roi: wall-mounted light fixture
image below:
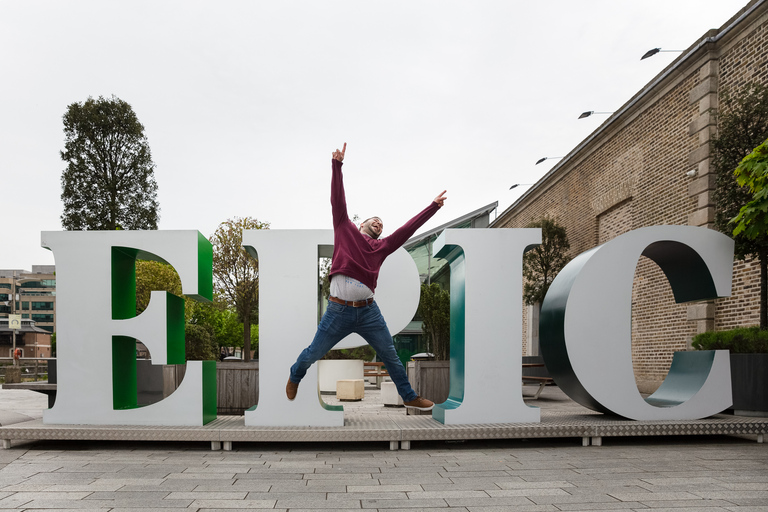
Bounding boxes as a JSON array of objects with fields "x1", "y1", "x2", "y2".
[
  {"x1": 579, "y1": 111, "x2": 614, "y2": 119},
  {"x1": 641, "y1": 48, "x2": 683, "y2": 60},
  {"x1": 535, "y1": 156, "x2": 563, "y2": 165}
]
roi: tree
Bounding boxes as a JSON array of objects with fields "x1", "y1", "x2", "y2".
[
  {"x1": 732, "y1": 138, "x2": 768, "y2": 329},
  {"x1": 712, "y1": 83, "x2": 768, "y2": 329},
  {"x1": 733, "y1": 138, "x2": 768, "y2": 239},
  {"x1": 60, "y1": 95, "x2": 159, "y2": 230},
  {"x1": 135, "y1": 260, "x2": 195, "y2": 321},
  {"x1": 210, "y1": 217, "x2": 269, "y2": 361},
  {"x1": 418, "y1": 282, "x2": 450, "y2": 361},
  {"x1": 523, "y1": 217, "x2": 570, "y2": 305},
  {"x1": 185, "y1": 323, "x2": 218, "y2": 361}
]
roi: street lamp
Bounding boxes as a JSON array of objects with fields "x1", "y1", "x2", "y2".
[
  {"x1": 579, "y1": 111, "x2": 613, "y2": 119},
  {"x1": 509, "y1": 183, "x2": 533, "y2": 190},
  {"x1": 641, "y1": 48, "x2": 683, "y2": 60},
  {"x1": 535, "y1": 156, "x2": 563, "y2": 165}
]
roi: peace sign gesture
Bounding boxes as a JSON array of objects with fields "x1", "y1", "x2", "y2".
[{"x1": 332, "y1": 143, "x2": 346, "y2": 162}]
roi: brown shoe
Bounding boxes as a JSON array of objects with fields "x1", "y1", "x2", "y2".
[
  {"x1": 404, "y1": 396, "x2": 434, "y2": 411},
  {"x1": 286, "y1": 379, "x2": 299, "y2": 400}
]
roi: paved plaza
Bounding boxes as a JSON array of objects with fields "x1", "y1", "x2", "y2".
[{"x1": 0, "y1": 386, "x2": 766, "y2": 511}]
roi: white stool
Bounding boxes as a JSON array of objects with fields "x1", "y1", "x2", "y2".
[
  {"x1": 336, "y1": 379, "x2": 364, "y2": 401},
  {"x1": 381, "y1": 381, "x2": 403, "y2": 406}
]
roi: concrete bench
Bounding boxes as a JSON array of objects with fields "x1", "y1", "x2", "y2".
[
  {"x1": 381, "y1": 381, "x2": 403, "y2": 407},
  {"x1": 336, "y1": 379, "x2": 364, "y2": 401}
]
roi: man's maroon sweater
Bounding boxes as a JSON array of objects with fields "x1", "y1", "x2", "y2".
[{"x1": 329, "y1": 159, "x2": 441, "y2": 293}]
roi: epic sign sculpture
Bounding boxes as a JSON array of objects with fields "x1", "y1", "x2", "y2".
[{"x1": 40, "y1": 225, "x2": 734, "y2": 427}]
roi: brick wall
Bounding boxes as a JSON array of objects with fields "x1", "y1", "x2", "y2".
[
  {"x1": 712, "y1": 10, "x2": 768, "y2": 333},
  {"x1": 495, "y1": 2, "x2": 768, "y2": 392}
]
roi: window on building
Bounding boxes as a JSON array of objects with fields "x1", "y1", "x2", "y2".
[
  {"x1": 31, "y1": 301, "x2": 53, "y2": 311},
  {"x1": 19, "y1": 280, "x2": 55, "y2": 289},
  {"x1": 31, "y1": 314, "x2": 54, "y2": 323}
]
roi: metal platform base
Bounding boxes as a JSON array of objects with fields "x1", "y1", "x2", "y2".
[{"x1": 1, "y1": 409, "x2": 766, "y2": 451}]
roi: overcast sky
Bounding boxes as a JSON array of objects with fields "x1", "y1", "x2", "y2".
[{"x1": 0, "y1": 0, "x2": 749, "y2": 269}]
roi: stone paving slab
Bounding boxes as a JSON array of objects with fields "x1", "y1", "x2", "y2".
[
  {"x1": 0, "y1": 389, "x2": 767, "y2": 510},
  {"x1": 0, "y1": 437, "x2": 763, "y2": 510}
]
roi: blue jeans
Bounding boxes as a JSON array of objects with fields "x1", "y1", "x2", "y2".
[{"x1": 289, "y1": 300, "x2": 418, "y2": 402}]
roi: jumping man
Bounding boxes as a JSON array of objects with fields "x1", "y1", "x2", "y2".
[{"x1": 286, "y1": 143, "x2": 447, "y2": 411}]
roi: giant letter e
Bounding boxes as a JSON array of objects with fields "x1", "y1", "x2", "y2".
[{"x1": 42, "y1": 231, "x2": 216, "y2": 426}]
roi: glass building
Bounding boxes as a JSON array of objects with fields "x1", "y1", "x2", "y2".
[{"x1": 393, "y1": 202, "x2": 498, "y2": 360}]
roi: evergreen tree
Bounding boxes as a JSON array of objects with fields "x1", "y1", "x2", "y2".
[{"x1": 60, "y1": 95, "x2": 159, "y2": 230}]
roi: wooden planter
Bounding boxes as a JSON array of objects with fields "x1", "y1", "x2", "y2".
[
  {"x1": 406, "y1": 360, "x2": 449, "y2": 415},
  {"x1": 730, "y1": 353, "x2": 768, "y2": 416},
  {"x1": 164, "y1": 361, "x2": 259, "y2": 415}
]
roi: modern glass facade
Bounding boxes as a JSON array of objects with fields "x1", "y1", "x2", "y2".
[{"x1": 392, "y1": 202, "x2": 497, "y2": 362}]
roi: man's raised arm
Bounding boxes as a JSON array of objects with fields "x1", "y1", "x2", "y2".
[
  {"x1": 383, "y1": 190, "x2": 448, "y2": 250},
  {"x1": 330, "y1": 143, "x2": 349, "y2": 228}
]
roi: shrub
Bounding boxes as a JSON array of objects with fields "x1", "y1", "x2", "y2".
[
  {"x1": 692, "y1": 327, "x2": 768, "y2": 353},
  {"x1": 321, "y1": 346, "x2": 376, "y2": 361},
  {"x1": 185, "y1": 323, "x2": 218, "y2": 361}
]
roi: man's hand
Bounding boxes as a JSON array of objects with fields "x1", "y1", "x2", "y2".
[
  {"x1": 434, "y1": 190, "x2": 447, "y2": 207},
  {"x1": 332, "y1": 143, "x2": 346, "y2": 162}
]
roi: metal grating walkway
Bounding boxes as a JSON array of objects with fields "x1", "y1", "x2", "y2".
[{"x1": 2, "y1": 387, "x2": 766, "y2": 450}]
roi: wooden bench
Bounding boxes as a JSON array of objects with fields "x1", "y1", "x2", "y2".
[
  {"x1": 363, "y1": 362, "x2": 390, "y2": 388},
  {"x1": 522, "y1": 376, "x2": 554, "y2": 399}
]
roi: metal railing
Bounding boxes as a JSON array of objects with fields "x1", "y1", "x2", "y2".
[{"x1": 0, "y1": 357, "x2": 53, "y2": 382}]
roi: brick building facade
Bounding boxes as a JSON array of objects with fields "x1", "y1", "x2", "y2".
[{"x1": 491, "y1": 1, "x2": 768, "y2": 392}]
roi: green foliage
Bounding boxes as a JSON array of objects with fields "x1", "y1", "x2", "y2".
[
  {"x1": 319, "y1": 257, "x2": 332, "y2": 303},
  {"x1": 210, "y1": 217, "x2": 269, "y2": 361},
  {"x1": 523, "y1": 217, "x2": 570, "y2": 305},
  {"x1": 692, "y1": 327, "x2": 768, "y2": 353},
  {"x1": 713, "y1": 83, "x2": 768, "y2": 259},
  {"x1": 418, "y1": 282, "x2": 450, "y2": 361},
  {"x1": 50, "y1": 332, "x2": 56, "y2": 357},
  {"x1": 321, "y1": 345, "x2": 376, "y2": 360},
  {"x1": 185, "y1": 323, "x2": 218, "y2": 361},
  {"x1": 191, "y1": 301, "x2": 245, "y2": 348},
  {"x1": 733, "y1": 138, "x2": 768, "y2": 239},
  {"x1": 60, "y1": 95, "x2": 159, "y2": 230},
  {"x1": 712, "y1": 83, "x2": 768, "y2": 329},
  {"x1": 135, "y1": 260, "x2": 194, "y2": 321}
]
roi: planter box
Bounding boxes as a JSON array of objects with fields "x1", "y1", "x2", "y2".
[
  {"x1": 318, "y1": 360, "x2": 364, "y2": 394},
  {"x1": 730, "y1": 353, "x2": 768, "y2": 416},
  {"x1": 163, "y1": 361, "x2": 260, "y2": 416},
  {"x1": 406, "y1": 360, "x2": 449, "y2": 415},
  {"x1": 216, "y1": 361, "x2": 259, "y2": 415}
]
